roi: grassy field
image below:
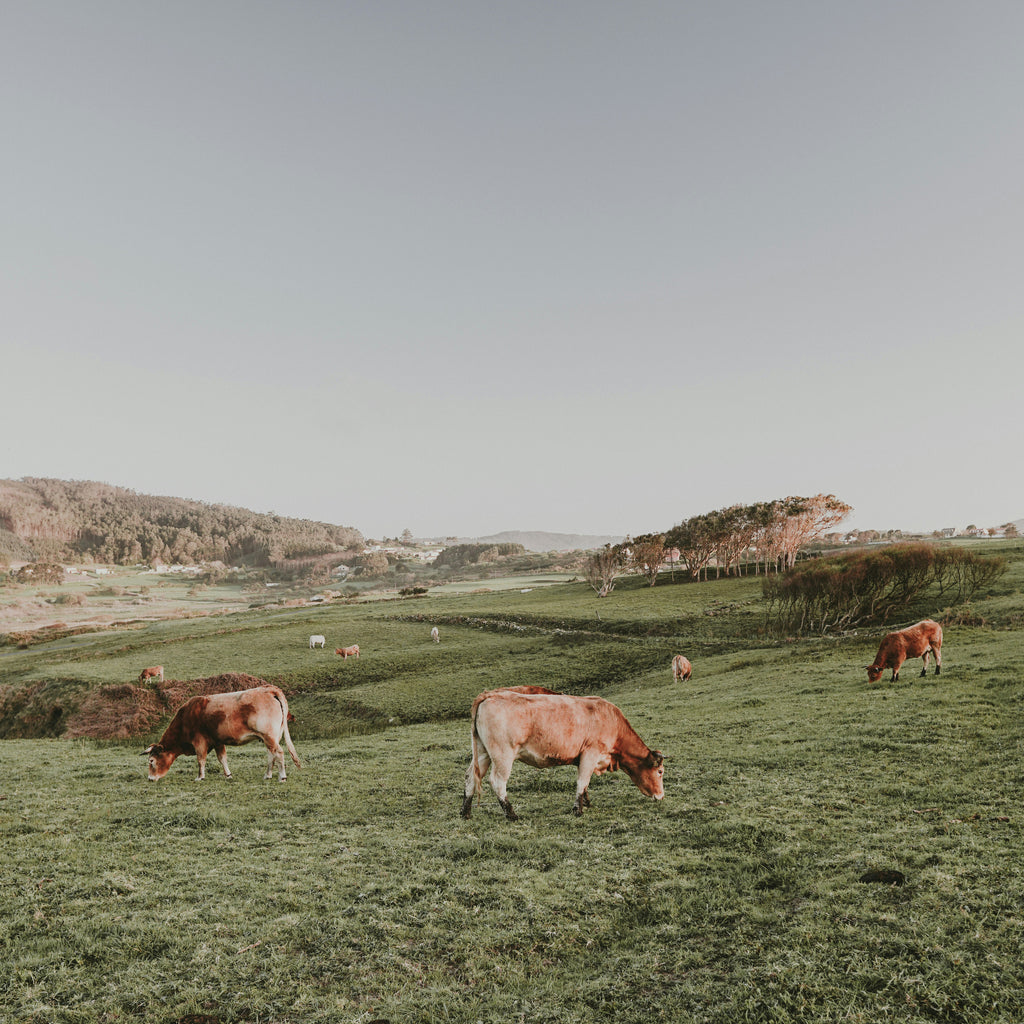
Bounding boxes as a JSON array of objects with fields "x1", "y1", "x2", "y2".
[{"x1": 1, "y1": 542, "x2": 1023, "y2": 1023}]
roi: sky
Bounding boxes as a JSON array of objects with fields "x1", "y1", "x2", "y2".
[{"x1": 3, "y1": 1, "x2": 1022, "y2": 540}]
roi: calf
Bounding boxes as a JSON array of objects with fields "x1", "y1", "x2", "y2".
[
  {"x1": 462, "y1": 690, "x2": 664, "y2": 820},
  {"x1": 309, "y1": 635, "x2": 326, "y2": 649},
  {"x1": 336, "y1": 644, "x2": 360, "y2": 659},
  {"x1": 142, "y1": 685, "x2": 301, "y2": 781},
  {"x1": 866, "y1": 619, "x2": 943, "y2": 682},
  {"x1": 139, "y1": 665, "x2": 164, "y2": 683}
]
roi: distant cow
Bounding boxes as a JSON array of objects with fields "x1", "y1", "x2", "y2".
[
  {"x1": 430, "y1": 626, "x2": 440, "y2": 643},
  {"x1": 336, "y1": 644, "x2": 360, "y2": 659},
  {"x1": 309, "y1": 635, "x2": 326, "y2": 649},
  {"x1": 139, "y1": 665, "x2": 164, "y2": 683},
  {"x1": 671, "y1": 655, "x2": 692, "y2": 682},
  {"x1": 142, "y1": 685, "x2": 301, "y2": 782},
  {"x1": 866, "y1": 619, "x2": 943, "y2": 683},
  {"x1": 461, "y1": 690, "x2": 665, "y2": 820}
]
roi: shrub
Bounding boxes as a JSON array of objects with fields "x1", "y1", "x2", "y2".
[{"x1": 764, "y1": 543, "x2": 1007, "y2": 634}]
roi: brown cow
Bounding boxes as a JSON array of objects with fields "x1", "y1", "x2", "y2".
[
  {"x1": 671, "y1": 654, "x2": 692, "y2": 682},
  {"x1": 335, "y1": 644, "x2": 360, "y2": 659},
  {"x1": 139, "y1": 665, "x2": 164, "y2": 683},
  {"x1": 461, "y1": 690, "x2": 665, "y2": 820},
  {"x1": 142, "y1": 685, "x2": 301, "y2": 782},
  {"x1": 866, "y1": 619, "x2": 943, "y2": 682}
]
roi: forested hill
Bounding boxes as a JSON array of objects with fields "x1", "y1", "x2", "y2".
[{"x1": 0, "y1": 478, "x2": 363, "y2": 567}]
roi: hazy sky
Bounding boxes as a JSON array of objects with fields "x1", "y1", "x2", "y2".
[{"x1": 3, "y1": 2, "x2": 1022, "y2": 540}]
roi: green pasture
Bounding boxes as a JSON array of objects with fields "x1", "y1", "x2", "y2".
[{"x1": 1, "y1": 545, "x2": 1023, "y2": 1022}]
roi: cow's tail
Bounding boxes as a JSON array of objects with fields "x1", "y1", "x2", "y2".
[
  {"x1": 273, "y1": 688, "x2": 302, "y2": 768},
  {"x1": 468, "y1": 694, "x2": 488, "y2": 799}
]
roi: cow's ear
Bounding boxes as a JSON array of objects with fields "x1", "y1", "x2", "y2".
[{"x1": 650, "y1": 750, "x2": 665, "y2": 766}]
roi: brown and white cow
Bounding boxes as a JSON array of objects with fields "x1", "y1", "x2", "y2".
[
  {"x1": 866, "y1": 619, "x2": 943, "y2": 683},
  {"x1": 671, "y1": 654, "x2": 692, "y2": 682},
  {"x1": 139, "y1": 665, "x2": 164, "y2": 683},
  {"x1": 336, "y1": 644, "x2": 360, "y2": 659},
  {"x1": 461, "y1": 690, "x2": 665, "y2": 820},
  {"x1": 142, "y1": 685, "x2": 301, "y2": 782}
]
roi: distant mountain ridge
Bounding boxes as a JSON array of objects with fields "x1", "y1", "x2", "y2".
[{"x1": 454, "y1": 530, "x2": 625, "y2": 553}]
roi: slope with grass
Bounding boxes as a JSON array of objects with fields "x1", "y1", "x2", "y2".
[{"x1": 1, "y1": 543, "x2": 1023, "y2": 1022}]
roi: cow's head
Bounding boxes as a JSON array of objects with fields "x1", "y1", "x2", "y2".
[
  {"x1": 625, "y1": 749, "x2": 665, "y2": 800},
  {"x1": 142, "y1": 743, "x2": 177, "y2": 781},
  {"x1": 865, "y1": 664, "x2": 884, "y2": 683}
]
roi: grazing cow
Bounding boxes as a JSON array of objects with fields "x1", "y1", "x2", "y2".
[
  {"x1": 139, "y1": 665, "x2": 164, "y2": 683},
  {"x1": 671, "y1": 654, "x2": 692, "y2": 682},
  {"x1": 309, "y1": 635, "x2": 326, "y2": 649},
  {"x1": 142, "y1": 686, "x2": 301, "y2": 782},
  {"x1": 336, "y1": 644, "x2": 360, "y2": 659},
  {"x1": 866, "y1": 619, "x2": 943, "y2": 683},
  {"x1": 430, "y1": 626, "x2": 440, "y2": 643},
  {"x1": 461, "y1": 690, "x2": 665, "y2": 820}
]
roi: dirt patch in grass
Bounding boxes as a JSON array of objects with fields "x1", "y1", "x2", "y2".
[{"x1": 63, "y1": 673, "x2": 272, "y2": 740}]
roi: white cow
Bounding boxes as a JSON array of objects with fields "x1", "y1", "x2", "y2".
[
  {"x1": 309, "y1": 635, "x2": 326, "y2": 649},
  {"x1": 431, "y1": 626, "x2": 440, "y2": 643}
]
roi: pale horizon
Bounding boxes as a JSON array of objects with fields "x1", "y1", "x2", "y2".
[{"x1": 3, "y1": 3, "x2": 1022, "y2": 540}]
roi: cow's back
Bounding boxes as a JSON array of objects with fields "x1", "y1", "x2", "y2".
[
  {"x1": 474, "y1": 692, "x2": 622, "y2": 755},
  {"x1": 179, "y1": 687, "x2": 285, "y2": 744}
]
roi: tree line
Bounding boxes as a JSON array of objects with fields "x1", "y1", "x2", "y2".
[
  {"x1": 585, "y1": 494, "x2": 852, "y2": 596},
  {"x1": 0, "y1": 478, "x2": 363, "y2": 568}
]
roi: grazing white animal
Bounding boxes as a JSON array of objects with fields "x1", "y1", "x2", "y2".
[
  {"x1": 309, "y1": 635, "x2": 326, "y2": 649},
  {"x1": 431, "y1": 626, "x2": 440, "y2": 643}
]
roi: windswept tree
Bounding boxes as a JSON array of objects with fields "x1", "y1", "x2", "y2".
[
  {"x1": 627, "y1": 533, "x2": 666, "y2": 587},
  {"x1": 585, "y1": 543, "x2": 624, "y2": 597},
  {"x1": 776, "y1": 494, "x2": 852, "y2": 570},
  {"x1": 665, "y1": 515, "x2": 718, "y2": 580}
]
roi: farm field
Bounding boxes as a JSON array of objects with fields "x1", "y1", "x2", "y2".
[{"x1": 1, "y1": 542, "x2": 1023, "y2": 1023}]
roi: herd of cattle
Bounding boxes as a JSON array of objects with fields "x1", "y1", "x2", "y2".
[{"x1": 137, "y1": 619, "x2": 944, "y2": 818}]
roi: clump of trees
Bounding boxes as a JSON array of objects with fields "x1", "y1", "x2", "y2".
[
  {"x1": 666, "y1": 495, "x2": 852, "y2": 580},
  {"x1": 12, "y1": 562, "x2": 66, "y2": 585},
  {"x1": 433, "y1": 543, "x2": 526, "y2": 569},
  {"x1": 585, "y1": 495, "x2": 853, "y2": 597},
  {"x1": 763, "y1": 543, "x2": 1007, "y2": 634}
]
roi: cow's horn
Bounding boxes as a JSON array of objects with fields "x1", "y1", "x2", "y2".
[{"x1": 141, "y1": 744, "x2": 155, "y2": 755}]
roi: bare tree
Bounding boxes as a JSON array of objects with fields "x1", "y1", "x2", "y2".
[{"x1": 585, "y1": 544, "x2": 624, "y2": 597}]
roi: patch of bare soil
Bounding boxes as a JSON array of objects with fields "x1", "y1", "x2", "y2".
[{"x1": 64, "y1": 673, "x2": 271, "y2": 740}]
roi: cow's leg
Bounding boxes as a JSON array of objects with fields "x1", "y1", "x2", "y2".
[
  {"x1": 461, "y1": 748, "x2": 492, "y2": 819},
  {"x1": 264, "y1": 740, "x2": 286, "y2": 780},
  {"x1": 216, "y1": 745, "x2": 232, "y2": 779},
  {"x1": 920, "y1": 648, "x2": 932, "y2": 677},
  {"x1": 487, "y1": 756, "x2": 518, "y2": 821},
  {"x1": 934, "y1": 644, "x2": 941, "y2": 675},
  {"x1": 572, "y1": 757, "x2": 599, "y2": 815},
  {"x1": 194, "y1": 738, "x2": 210, "y2": 781}
]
